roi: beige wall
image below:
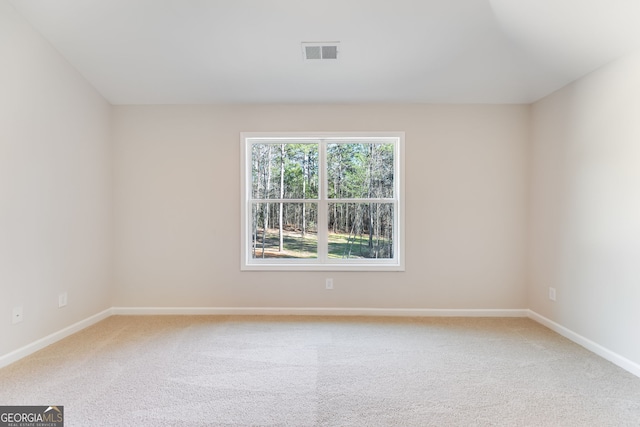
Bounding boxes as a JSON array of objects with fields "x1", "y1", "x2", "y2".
[
  {"x1": 113, "y1": 104, "x2": 529, "y2": 309},
  {"x1": 0, "y1": 1, "x2": 113, "y2": 356},
  {"x1": 530, "y1": 51, "x2": 640, "y2": 364}
]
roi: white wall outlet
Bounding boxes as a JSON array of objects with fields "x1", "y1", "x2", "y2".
[
  {"x1": 58, "y1": 292, "x2": 68, "y2": 308},
  {"x1": 549, "y1": 287, "x2": 556, "y2": 301},
  {"x1": 12, "y1": 306, "x2": 23, "y2": 324},
  {"x1": 326, "y1": 278, "x2": 334, "y2": 290}
]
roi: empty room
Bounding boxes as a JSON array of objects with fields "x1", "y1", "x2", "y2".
[{"x1": 1, "y1": 0, "x2": 640, "y2": 425}]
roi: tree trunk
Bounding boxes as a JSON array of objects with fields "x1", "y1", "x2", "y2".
[
  {"x1": 279, "y1": 144, "x2": 285, "y2": 252},
  {"x1": 253, "y1": 152, "x2": 259, "y2": 258},
  {"x1": 262, "y1": 145, "x2": 272, "y2": 258},
  {"x1": 302, "y1": 150, "x2": 307, "y2": 236},
  {"x1": 368, "y1": 145, "x2": 374, "y2": 249}
]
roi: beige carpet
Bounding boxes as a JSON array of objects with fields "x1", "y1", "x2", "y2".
[{"x1": 1, "y1": 316, "x2": 640, "y2": 426}]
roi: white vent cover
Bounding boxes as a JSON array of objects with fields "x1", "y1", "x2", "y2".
[{"x1": 302, "y1": 42, "x2": 339, "y2": 60}]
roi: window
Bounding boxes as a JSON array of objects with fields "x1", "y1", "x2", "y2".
[{"x1": 241, "y1": 132, "x2": 404, "y2": 271}]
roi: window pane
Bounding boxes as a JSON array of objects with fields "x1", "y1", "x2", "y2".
[
  {"x1": 326, "y1": 143, "x2": 394, "y2": 199},
  {"x1": 251, "y1": 202, "x2": 318, "y2": 259},
  {"x1": 251, "y1": 143, "x2": 319, "y2": 199},
  {"x1": 327, "y1": 203, "x2": 394, "y2": 259}
]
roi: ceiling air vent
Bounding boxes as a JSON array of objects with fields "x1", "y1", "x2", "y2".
[{"x1": 302, "y1": 42, "x2": 339, "y2": 60}]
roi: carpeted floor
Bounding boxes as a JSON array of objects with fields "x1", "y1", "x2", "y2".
[{"x1": 1, "y1": 316, "x2": 639, "y2": 426}]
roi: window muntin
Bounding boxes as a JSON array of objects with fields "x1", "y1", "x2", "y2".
[{"x1": 241, "y1": 133, "x2": 404, "y2": 271}]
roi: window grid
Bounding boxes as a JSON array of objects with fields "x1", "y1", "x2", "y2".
[{"x1": 241, "y1": 133, "x2": 404, "y2": 271}]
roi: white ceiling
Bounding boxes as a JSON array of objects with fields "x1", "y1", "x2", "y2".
[{"x1": 8, "y1": 0, "x2": 640, "y2": 104}]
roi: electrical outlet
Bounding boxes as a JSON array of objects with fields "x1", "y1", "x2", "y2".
[
  {"x1": 12, "y1": 306, "x2": 23, "y2": 324},
  {"x1": 549, "y1": 287, "x2": 556, "y2": 302},
  {"x1": 326, "y1": 278, "x2": 334, "y2": 290},
  {"x1": 58, "y1": 292, "x2": 68, "y2": 308}
]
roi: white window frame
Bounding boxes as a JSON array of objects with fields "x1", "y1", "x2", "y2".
[{"x1": 240, "y1": 132, "x2": 405, "y2": 271}]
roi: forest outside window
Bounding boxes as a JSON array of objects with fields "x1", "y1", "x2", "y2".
[{"x1": 241, "y1": 132, "x2": 405, "y2": 271}]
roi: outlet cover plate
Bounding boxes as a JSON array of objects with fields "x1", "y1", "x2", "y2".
[
  {"x1": 326, "y1": 278, "x2": 334, "y2": 290},
  {"x1": 58, "y1": 292, "x2": 68, "y2": 308}
]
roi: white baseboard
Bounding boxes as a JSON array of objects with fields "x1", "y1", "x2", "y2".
[
  {"x1": 527, "y1": 310, "x2": 640, "y2": 379},
  {"x1": 111, "y1": 306, "x2": 529, "y2": 317},
  {"x1": 0, "y1": 308, "x2": 112, "y2": 369},
  {"x1": 0, "y1": 307, "x2": 527, "y2": 368},
  {"x1": 8, "y1": 307, "x2": 637, "y2": 380}
]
